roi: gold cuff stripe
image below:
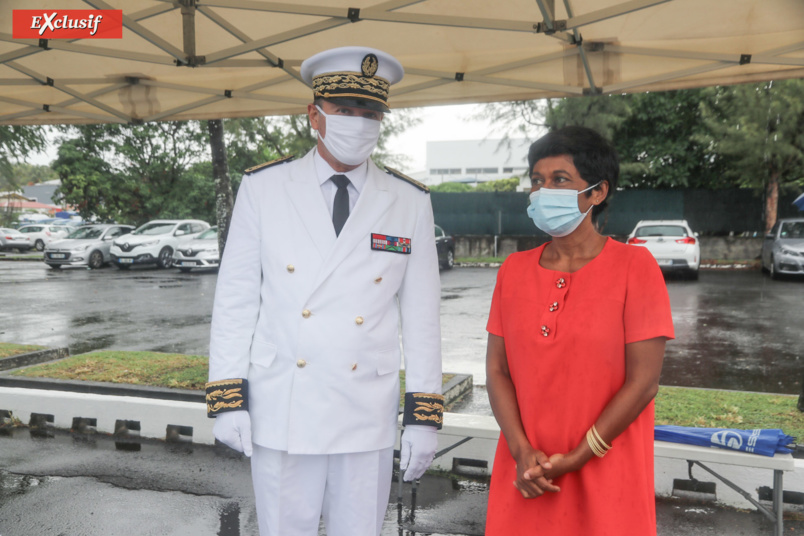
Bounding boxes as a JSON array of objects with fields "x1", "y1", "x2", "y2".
[
  {"x1": 205, "y1": 379, "x2": 249, "y2": 418},
  {"x1": 403, "y1": 392, "x2": 445, "y2": 429}
]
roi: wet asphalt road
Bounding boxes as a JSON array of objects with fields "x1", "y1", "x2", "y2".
[
  {"x1": 0, "y1": 261, "x2": 802, "y2": 396},
  {"x1": 2, "y1": 260, "x2": 804, "y2": 535},
  {"x1": 1, "y1": 427, "x2": 802, "y2": 536}
]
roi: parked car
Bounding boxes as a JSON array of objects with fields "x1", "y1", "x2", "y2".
[
  {"x1": 173, "y1": 226, "x2": 220, "y2": 272},
  {"x1": 44, "y1": 224, "x2": 134, "y2": 269},
  {"x1": 17, "y1": 224, "x2": 71, "y2": 251},
  {"x1": 626, "y1": 219, "x2": 700, "y2": 279},
  {"x1": 761, "y1": 218, "x2": 804, "y2": 280},
  {"x1": 435, "y1": 224, "x2": 455, "y2": 270},
  {"x1": 110, "y1": 219, "x2": 210, "y2": 269},
  {"x1": 0, "y1": 227, "x2": 33, "y2": 252}
]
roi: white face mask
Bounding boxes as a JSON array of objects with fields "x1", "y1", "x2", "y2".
[{"x1": 316, "y1": 105, "x2": 382, "y2": 166}]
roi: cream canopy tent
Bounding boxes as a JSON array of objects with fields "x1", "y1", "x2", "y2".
[{"x1": 1, "y1": 0, "x2": 803, "y2": 125}]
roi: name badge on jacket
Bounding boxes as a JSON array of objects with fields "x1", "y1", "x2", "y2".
[{"x1": 371, "y1": 233, "x2": 411, "y2": 254}]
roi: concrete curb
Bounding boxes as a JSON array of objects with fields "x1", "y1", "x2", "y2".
[
  {"x1": 0, "y1": 347, "x2": 70, "y2": 372},
  {"x1": 0, "y1": 375, "x2": 204, "y2": 402},
  {"x1": 0, "y1": 372, "x2": 472, "y2": 446}
]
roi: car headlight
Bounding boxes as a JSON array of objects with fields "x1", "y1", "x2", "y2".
[
  {"x1": 71, "y1": 244, "x2": 92, "y2": 252},
  {"x1": 780, "y1": 247, "x2": 802, "y2": 257},
  {"x1": 140, "y1": 240, "x2": 160, "y2": 247}
]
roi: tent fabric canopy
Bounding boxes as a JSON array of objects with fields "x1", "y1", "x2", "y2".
[{"x1": 1, "y1": 0, "x2": 803, "y2": 125}]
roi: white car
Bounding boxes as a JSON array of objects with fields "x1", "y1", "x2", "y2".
[
  {"x1": 0, "y1": 227, "x2": 32, "y2": 252},
  {"x1": 173, "y1": 226, "x2": 220, "y2": 272},
  {"x1": 44, "y1": 224, "x2": 134, "y2": 269},
  {"x1": 17, "y1": 224, "x2": 71, "y2": 252},
  {"x1": 761, "y1": 218, "x2": 804, "y2": 280},
  {"x1": 110, "y1": 219, "x2": 210, "y2": 269},
  {"x1": 627, "y1": 219, "x2": 700, "y2": 279}
]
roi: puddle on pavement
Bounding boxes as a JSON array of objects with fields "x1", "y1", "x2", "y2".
[
  {"x1": 69, "y1": 334, "x2": 116, "y2": 355},
  {"x1": 218, "y1": 502, "x2": 241, "y2": 536},
  {"x1": 70, "y1": 314, "x2": 106, "y2": 327},
  {"x1": 442, "y1": 294, "x2": 461, "y2": 300}
]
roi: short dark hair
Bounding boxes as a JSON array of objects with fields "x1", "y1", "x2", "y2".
[{"x1": 527, "y1": 126, "x2": 619, "y2": 221}]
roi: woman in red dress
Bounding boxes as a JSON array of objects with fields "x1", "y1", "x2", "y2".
[{"x1": 485, "y1": 126, "x2": 674, "y2": 535}]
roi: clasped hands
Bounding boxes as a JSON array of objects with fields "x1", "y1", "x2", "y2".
[{"x1": 513, "y1": 447, "x2": 579, "y2": 499}]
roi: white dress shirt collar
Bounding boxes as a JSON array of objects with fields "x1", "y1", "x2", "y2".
[{"x1": 314, "y1": 149, "x2": 368, "y2": 194}]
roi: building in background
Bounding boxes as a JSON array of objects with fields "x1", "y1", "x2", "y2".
[
  {"x1": 22, "y1": 180, "x2": 61, "y2": 206},
  {"x1": 418, "y1": 139, "x2": 531, "y2": 190}
]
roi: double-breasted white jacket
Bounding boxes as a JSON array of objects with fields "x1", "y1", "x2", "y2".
[{"x1": 208, "y1": 150, "x2": 443, "y2": 455}]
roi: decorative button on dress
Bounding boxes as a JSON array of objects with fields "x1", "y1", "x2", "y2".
[{"x1": 485, "y1": 238, "x2": 675, "y2": 536}]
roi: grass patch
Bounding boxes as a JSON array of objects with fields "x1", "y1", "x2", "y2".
[
  {"x1": 656, "y1": 386, "x2": 803, "y2": 440},
  {"x1": 0, "y1": 343, "x2": 46, "y2": 359},
  {"x1": 10, "y1": 351, "x2": 209, "y2": 390},
  {"x1": 10, "y1": 351, "x2": 459, "y2": 400}
]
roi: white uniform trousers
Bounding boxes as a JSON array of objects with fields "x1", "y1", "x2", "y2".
[{"x1": 251, "y1": 445, "x2": 394, "y2": 536}]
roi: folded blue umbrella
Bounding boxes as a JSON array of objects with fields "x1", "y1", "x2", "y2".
[
  {"x1": 794, "y1": 192, "x2": 804, "y2": 211},
  {"x1": 655, "y1": 425, "x2": 795, "y2": 457}
]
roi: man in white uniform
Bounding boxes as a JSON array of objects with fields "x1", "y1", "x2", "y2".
[{"x1": 205, "y1": 46, "x2": 444, "y2": 536}]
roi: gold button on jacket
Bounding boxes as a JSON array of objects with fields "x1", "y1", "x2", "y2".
[
  {"x1": 286, "y1": 264, "x2": 295, "y2": 273},
  {"x1": 355, "y1": 316, "x2": 364, "y2": 325},
  {"x1": 302, "y1": 309, "x2": 311, "y2": 318},
  {"x1": 296, "y1": 359, "x2": 307, "y2": 368}
]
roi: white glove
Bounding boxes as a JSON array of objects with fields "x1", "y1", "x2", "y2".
[
  {"x1": 400, "y1": 425, "x2": 438, "y2": 481},
  {"x1": 212, "y1": 410, "x2": 253, "y2": 457}
]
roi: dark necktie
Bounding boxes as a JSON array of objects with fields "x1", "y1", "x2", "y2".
[{"x1": 331, "y1": 174, "x2": 351, "y2": 236}]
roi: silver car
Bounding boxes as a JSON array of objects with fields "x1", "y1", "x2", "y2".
[
  {"x1": 761, "y1": 218, "x2": 804, "y2": 280},
  {"x1": 173, "y1": 226, "x2": 220, "y2": 272},
  {"x1": 44, "y1": 224, "x2": 135, "y2": 269},
  {"x1": 0, "y1": 227, "x2": 33, "y2": 252}
]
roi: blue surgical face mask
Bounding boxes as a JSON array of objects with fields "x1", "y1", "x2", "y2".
[{"x1": 526, "y1": 182, "x2": 600, "y2": 237}]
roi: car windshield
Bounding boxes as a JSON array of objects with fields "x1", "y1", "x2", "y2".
[
  {"x1": 779, "y1": 222, "x2": 804, "y2": 239},
  {"x1": 635, "y1": 225, "x2": 688, "y2": 238},
  {"x1": 133, "y1": 222, "x2": 175, "y2": 236},
  {"x1": 195, "y1": 228, "x2": 218, "y2": 240},
  {"x1": 67, "y1": 227, "x2": 104, "y2": 240}
]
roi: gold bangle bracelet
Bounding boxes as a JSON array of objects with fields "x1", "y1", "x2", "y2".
[
  {"x1": 591, "y1": 424, "x2": 612, "y2": 450},
  {"x1": 586, "y1": 429, "x2": 607, "y2": 457}
]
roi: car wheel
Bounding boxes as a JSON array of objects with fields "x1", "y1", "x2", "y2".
[
  {"x1": 88, "y1": 250, "x2": 104, "y2": 270},
  {"x1": 116, "y1": 263, "x2": 130, "y2": 270},
  {"x1": 770, "y1": 256, "x2": 781, "y2": 280},
  {"x1": 157, "y1": 247, "x2": 174, "y2": 269},
  {"x1": 441, "y1": 249, "x2": 455, "y2": 270},
  {"x1": 35, "y1": 239, "x2": 45, "y2": 251},
  {"x1": 179, "y1": 267, "x2": 192, "y2": 273}
]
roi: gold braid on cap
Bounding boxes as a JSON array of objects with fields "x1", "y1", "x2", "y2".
[
  {"x1": 312, "y1": 73, "x2": 390, "y2": 105},
  {"x1": 403, "y1": 392, "x2": 445, "y2": 429},
  {"x1": 205, "y1": 379, "x2": 248, "y2": 417}
]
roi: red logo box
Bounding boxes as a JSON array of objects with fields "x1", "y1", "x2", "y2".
[{"x1": 13, "y1": 10, "x2": 123, "y2": 39}]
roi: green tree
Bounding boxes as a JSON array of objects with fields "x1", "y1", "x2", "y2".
[
  {"x1": 0, "y1": 126, "x2": 47, "y2": 190},
  {"x1": 4, "y1": 163, "x2": 58, "y2": 187},
  {"x1": 696, "y1": 80, "x2": 804, "y2": 232},
  {"x1": 475, "y1": 177, "x2": 521, "y2": 192},
  {"x1": 610, "y1": 90, "x2": 726, "y2": 189},
  {"x1": 53, "y1": 122, "x2": 211, "y2": 225},
  {"x1": 430, "y1": 182, "x2": 473, "y2": 192}
]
